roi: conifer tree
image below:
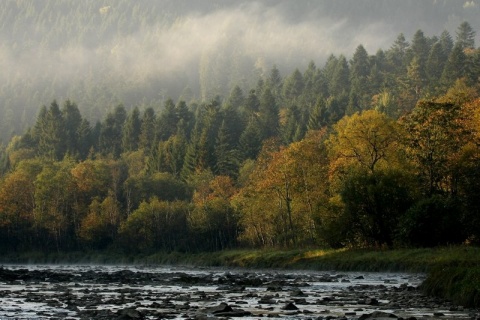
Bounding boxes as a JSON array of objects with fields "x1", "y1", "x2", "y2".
[
  {"x1": 456, "y1": 21, "x2": 476, "y2": 49},
  {"x1": 122, "y1": 107, "x2": 141, "y2": 152},
  {"x1": 62, "y1": 100, "x2": 82, "y2": 157},
  {"x1": 98, "y1": 105, "x2": 127, "y2": 157},
  {"x1": 139, "y1": 107, "x2": 156, "y2": 152},
  {"x1": 259, "y1": 87, "x2": 279, "y2": 139}
]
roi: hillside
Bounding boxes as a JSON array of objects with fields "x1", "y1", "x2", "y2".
[{"x1": 0, "y1": 0, "x2": 479, "y2": 141}]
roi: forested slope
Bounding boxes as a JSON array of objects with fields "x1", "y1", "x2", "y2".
[
  {"x1": 0, "y1": 0, "x2": 480, "y2": 142},
  {"x1": 0, "y1": 18, "x2": 480, "y2": 253}
]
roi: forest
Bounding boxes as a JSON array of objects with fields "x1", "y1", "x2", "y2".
[
  {"x1": 1, "y1": 0, "x2": 480, "y2": 142},
  {"x1": 0, "y1": 17, "x2": 479, "y2": 253}
]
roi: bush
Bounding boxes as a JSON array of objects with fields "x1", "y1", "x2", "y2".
[{"x1": 396, "y1": 195, "x2": 466, "y2": 247}]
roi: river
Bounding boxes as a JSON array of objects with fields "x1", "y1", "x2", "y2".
[{"x1": 0, "y1": 265, "x2": 477, "y2": 319}]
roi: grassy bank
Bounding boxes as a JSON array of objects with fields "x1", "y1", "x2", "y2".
[{"x1": 1, "y1": 246, "x2": 480, "y2": 308}]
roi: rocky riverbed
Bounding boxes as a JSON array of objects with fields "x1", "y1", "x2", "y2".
[{"x1": 0, "y1": 265, "x2": 478, "y2": 319}]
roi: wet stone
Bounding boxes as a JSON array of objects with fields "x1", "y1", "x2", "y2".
[{"x1": 0, "y1": 266, "x2": 476, "y2": 319}]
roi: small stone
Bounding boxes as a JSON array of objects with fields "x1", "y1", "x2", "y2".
[
  {"x1": 359, "y1": 311, "x2": 398, "y2": 319},
  {"x1": 282, "y1": 302, "x2": 298, "y2": 310}
]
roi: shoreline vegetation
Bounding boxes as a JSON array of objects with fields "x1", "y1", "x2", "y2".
[{"x1": 1, "y1": 246, "x2": 479, "y2": 308}]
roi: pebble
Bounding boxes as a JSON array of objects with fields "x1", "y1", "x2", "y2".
[{"x1": 0, "y1": 267, "x2": 475, "y2": 319}]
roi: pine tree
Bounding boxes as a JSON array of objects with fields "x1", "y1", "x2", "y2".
[
  {"x1": 348, "y1": 45, "x2": 371, "y2": 113},
  {"x1": 77, "y1": 119, "x2": 92, "y2": 159},
  {"x1": 387, "y1": 33, "x2": 409, "y2": 74},
  {"x1": 139, "y1": 107, "x2": 156, "y2": 152},
  {"x1": 307, "y1": 99, "x2": 329, "y2": 131},
  {"x1": 441, "y1": 42, "x2": 467, "y2": 88},
  {"x1": 157, "y1": 98, "x2": 178, "y2": 141},
  {"x1": 426, "y1": 41, "x2": 446, "y2": 89},
  {"x1": 409, "y1": 29, "x2": 429, "y2": 83},
  {"x1": 267, "y1": 64, "x2": 283, "y2": 99},
  {"x1": 239, "y1": 118, "x2": 262, "y2": 161},
  {"x1": 98, "y1": 105, "x2": 126, "y2": 157},
  {"x1": 456, "y1": 21, "x2": 476, "y2": 49},
  {"x1": 282, "y1": 104, "x2": 301, "y2": 144},
  {"x1": 61, "y1": 100, "x2": 82, "y2": 157},
  {"x1": 282, "y1": 69, "x2": 304, "y2": 102},
  {"x1": 175, "y1": 100, "x2": 193, "y2": 138},
  {"x1": 439, "y1": 30, "x2": 454, "y2": 57},
  {"x1": 36, "y1": 100, "x2": 66, "y2": 160},
  {"x1": 122, "y1": 107, "x2": 141, "y2": 152},
  {"x1": 259, "y1": 88, "x2": 279, "y2": 139},
  {"x1": 226, "y1": 85, "x2": 245, "y2": 110},
  {"x1": 214, "y1": 119, "x2": 240, "y2": 178}
]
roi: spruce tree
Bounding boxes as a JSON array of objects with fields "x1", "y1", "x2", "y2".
[{"x1": 122, "y1": 107, "x2": 141, "y2": 152}]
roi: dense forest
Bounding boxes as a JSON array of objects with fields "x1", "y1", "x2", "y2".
[
  {"x1": 1, "y1": 0, "x2": 480, "y2": 142},
  {"x1": 0, "y1": 15, "x2": 480, "y2": 253}
]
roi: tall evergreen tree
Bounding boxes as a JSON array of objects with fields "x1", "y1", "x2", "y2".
[
  {"x1": 456, "y1": 21, "x2": 476, "y2": 49},
  {"x1": 242, "y1": 89, "x2": 260, "y2": 119},
  {"x1": 77, "y1": 118, "x2": 92, "y2": 159},
  {"x1": 426, "y1": 41, "x2": 447, "y2": 90},
  {"x1": 267, "y1": 64, "x2": 283, "y2": 99},
  {"x1": 196, "y1": 100, "x2": 221, "y2": 171},
  {"x1": 439, "y1": 30, "x2": 454, "y2": 57},
  {"x1": 348, "y1": 45, "x2": 371, "y2": 113},
  {"x1": 282, "y1": 68, "x2": 304, "y2": 102},
  {"x1": 259, "y1": 88, "x2": 279, "y2": 139},
  {"x1": 329, "y1": 55, "x2": 350, "y2": 110},
  {"x1": 139, "y1": 107, "x2": 156, "y2": 152},
  {"x1": 122, "y1": 107, "x2": 141, "y2": 152},
  {"x1": 36, "y1": 101, "x2": 66, "y2": 160},
  {"x1": 387, "y1": 33, "x2": 409, "y2": 74},
  {"x1": 282, "y1": 104, "x2": 302, "y2": 144},
  {"x1": 175, "y1": 100, "x2": 193, "y2": 138},
  {"x1": 239, "y1": 118, "x2": 262, "y2": 161},
  {"x1": 441, "y1": 42, "x2": 467, "y2": 88},
  {"x1": 157, "y1": 99, "x2": 178, "y2": 142},
  {"x1": 61, "y1": 100, "x2": 82, "y2": 157},
  {"x1": 409, "y1": 29, "x2": 429, "y2": 83},
  {"x1": 214, "y1": 119, "x2": 240, "y2": 178},
  {"x1": 98, "y1": 105, "x2": 127, "y2": 157},
  {"x1": 323, "y1": 54, "x2": 339, "y2": 92},
  {"x1": 226, "y1": 85, "x2": 245, "y2": 110}
]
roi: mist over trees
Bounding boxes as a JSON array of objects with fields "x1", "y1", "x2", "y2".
[
  {"x1": 1, "y1": 1, "x2": 480, "y2": 253},
  {"x1": 1, "y1": 0, "x2": 480, "y2": 142}
]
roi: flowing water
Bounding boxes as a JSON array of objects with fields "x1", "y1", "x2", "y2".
[{"x1": 0, "y1": 265, "x2": 477, "y2": 319}]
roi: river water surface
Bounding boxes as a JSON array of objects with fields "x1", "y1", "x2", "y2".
[{"x1": 0, "y1": 265, "x2": 477, "y2": 319}]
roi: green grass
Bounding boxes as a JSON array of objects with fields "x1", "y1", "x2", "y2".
[
  {"x1": 422, "y1": 266, "x2": 480, "y2": 308},
  {"x1": 2, "y1": 246, "x2": 480, "y2": 307}
]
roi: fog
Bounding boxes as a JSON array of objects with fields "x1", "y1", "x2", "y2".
[
  {"x1": 0, "y1": 0, "x2": 478, "y2": 138},
  {"x1": 2, "y1": 3, "x2": 395, "y2": 90}
]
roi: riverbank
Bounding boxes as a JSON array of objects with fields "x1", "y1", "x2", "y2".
[{"x1": 1, "y1": 246, "x2": 479, "y2": 308}]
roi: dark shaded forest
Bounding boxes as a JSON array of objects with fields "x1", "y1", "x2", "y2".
[{"x1": 1, "y1": 15, "x2": 480, "y2": 253}]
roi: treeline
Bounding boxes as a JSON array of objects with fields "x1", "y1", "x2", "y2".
[
  {"x1": 0, "y1": 22, "x2": 480, "y2": 252},
  {"x1": 1, "y1": 0, "x2": 479, "y2": 143}
]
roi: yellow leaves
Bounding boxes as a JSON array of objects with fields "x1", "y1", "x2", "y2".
[
  {"x1": 0, "y1": 171, "x2": 35, "y2": 227},
  {"x1": 463, "y1": 98, "x2": 480, "y2": 142},
  {"x1": 234, "y1": 129, "x2": 329, "y2": 247},
  {"x1": 326, "y1": 110, "x2": 402, "y2": 176},
  {"x1": 207, "y1": 175, "x2": 237, "y2": 201}
]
